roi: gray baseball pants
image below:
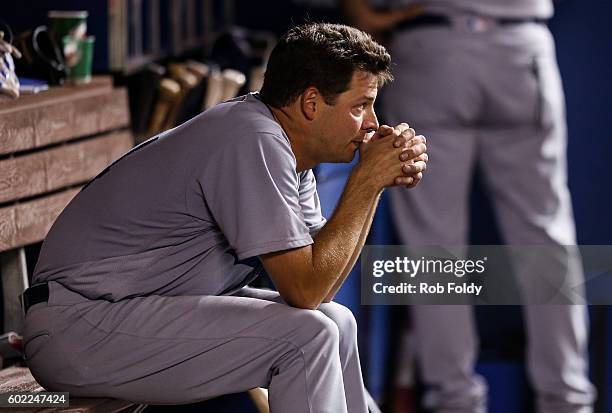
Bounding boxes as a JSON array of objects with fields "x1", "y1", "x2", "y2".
[
  {"x1": 23, "y1": 281, "x2": 368, "y2": 412},
  {"x1": 382, "y1": 22, "x2": 596, "y2": 413}
]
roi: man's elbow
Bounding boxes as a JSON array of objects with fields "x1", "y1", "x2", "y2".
[
  {"x1": 321, "y1": 291, "x2": 335, "y2": 304},
  {"x1": 283, "y1": 295, "x2": 319, "y2": 310},
  {"x1": 280, "y1": 285, "x2": 323, "y2": 310},
  {"x1": 288, "y1": 301, "x2": 319, "y2": 310}
]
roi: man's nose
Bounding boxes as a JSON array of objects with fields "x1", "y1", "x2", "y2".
[{"x1": 362, "y1": 110, "x2": 379, "y2": 133}]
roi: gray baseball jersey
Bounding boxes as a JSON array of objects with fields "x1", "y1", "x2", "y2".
[
  {"x1": 33, "y1": 93, "x2": 326, "y2": 301},
  {"x1": 381, "y1": 0, "x2": 553, "y2": 19}
]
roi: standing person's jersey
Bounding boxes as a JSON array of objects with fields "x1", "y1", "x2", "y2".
[
  {"x1": 379, "y1": 0, "x2": 553, "y2": 19},
  {"x1": 33, "y1": 93, "x2": 326, "y2": 301}
]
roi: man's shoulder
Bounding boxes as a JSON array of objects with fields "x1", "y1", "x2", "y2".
[
  {"x1": 208, "y1": 93, "x2": 278, "y2": 128},
  {"x1": 197, "y1": 93, "x2": 288, "y2": 147}
]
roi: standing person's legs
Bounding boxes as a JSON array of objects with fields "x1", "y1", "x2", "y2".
[
  {"x1": 23, "y1": 281, "x2": 354, "y2": 413},
  {"x1": 480, "y1": 125, "x2": 595, "y2": 413},
  {"x1": 382, "y1": 27, "x2": 487, "y2": 413},
  {"x1": 232, "y1": 287, "x2": 368, "y2": 413},
  {"x1": 385, "y1": 125, "x2": 486, "y2": 413},
  {"x1": 479, "y1": 24, "x2": 596, "y2": 413}
]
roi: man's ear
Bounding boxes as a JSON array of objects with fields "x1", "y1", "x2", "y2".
[{"x1": 300, "y1": 87, "x2": 320, "y2": 121}]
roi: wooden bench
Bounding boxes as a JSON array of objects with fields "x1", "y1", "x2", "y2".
[
  {"x1": 0, "y1": 366, "x2": 144, "y2": 412},
  {"x1": 0, "y1": 365, "x2": 269, "y2": 412},
  {"x1": 0, "y1": 76, "x2": 140, "y2": 412},
  {"x1": 0, "y1": 76, "x2": 133, "y2": 333}
]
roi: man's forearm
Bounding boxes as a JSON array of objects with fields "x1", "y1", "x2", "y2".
[
  {"x1": 322, "y1": 187, "x2": 380, "y2": 303},
  {"x1": 309, "y1": 165, "x2": 382, "y2": 306}
]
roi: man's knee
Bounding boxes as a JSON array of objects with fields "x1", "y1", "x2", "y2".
[
  {"x1": 290, "y1": 308, "x2": 340, "y2": 348},
  {"x1": 318, "y1": 302, "x2": 358, "y2": 343}
]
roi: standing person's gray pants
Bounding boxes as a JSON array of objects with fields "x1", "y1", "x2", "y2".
[
  {"x1": 382, "y1": 21, "x2": 596, "y2": 413},
  {"x1": 23, "y1": 281, "x2": 368, "y2": 413}
]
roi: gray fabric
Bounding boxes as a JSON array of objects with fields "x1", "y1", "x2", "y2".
[
  {"x1": 23, "y1": 92, "x2": 372, "y2": 411},
  {"x1": 32, "y1": 93, "x2": 326, "y2": 301},
  {"x1": 24, "y1": 282, "x2": 367, "y2": 412},
  {"x1": 385, "y1": 0, "x2": 553, "y2": 19},
  {"x1": 382, "y1": 20, "x2": 595, "y2": 413}
]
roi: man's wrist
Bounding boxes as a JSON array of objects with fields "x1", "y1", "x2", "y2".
[{"x1": 350, "y1": 162, "x2": 383, "y2": 195}]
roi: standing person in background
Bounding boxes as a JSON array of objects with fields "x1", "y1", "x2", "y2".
[{"x1": 343, "y1": 1, "x2": 596, "y2": 412}]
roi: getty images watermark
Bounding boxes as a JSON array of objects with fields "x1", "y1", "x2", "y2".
[
  {"x1": 371, "y1": 255, "x2": 487, "y2": 296},
  {"x1": 361, "y1": 245, "x2": 612, "y2": 305}
]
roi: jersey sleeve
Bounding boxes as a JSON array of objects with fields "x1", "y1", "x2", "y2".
[
  {"x1": 298, "y1": 170, "x2": 327, "y2": 236},
  {"x1": 199, "y1": 132, "x2": 314, "y2": 260}
]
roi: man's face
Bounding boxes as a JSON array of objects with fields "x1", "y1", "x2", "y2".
[{"x1": 313, "y1": 70, "x2": 379, "y2": 163}]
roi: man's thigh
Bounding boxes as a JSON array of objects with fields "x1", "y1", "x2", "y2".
[
  {"x1": 25, "y1": 289, "x2": 331, "y2": 403},
  {"x1": 233, "y1": 287, "x2": 357, "y2": 337}
]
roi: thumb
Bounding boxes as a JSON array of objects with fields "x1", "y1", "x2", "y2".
[{"x1": 369, "y1": 125, "x2": 395, "y2": 142}]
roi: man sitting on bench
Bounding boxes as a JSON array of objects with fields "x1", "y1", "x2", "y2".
[{"x1": 22, "y1": 23, "x2": 427, "y2": 413}]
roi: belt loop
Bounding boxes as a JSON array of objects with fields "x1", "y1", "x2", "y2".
[
  {"x1": 20, "y1": 291, "x2": 26, "y2": 316},
  {"x1": 452, "y1": 14, "x2": 495, "y2": 33}
]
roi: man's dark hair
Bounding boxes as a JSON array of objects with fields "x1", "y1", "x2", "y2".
[{"x1": 260, "y1": 23, "x2": 392, "y2": 108}]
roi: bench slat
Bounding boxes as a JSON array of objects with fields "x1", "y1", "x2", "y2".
[
  {"x1": 0, "y1": 88, "x2": 130, "y2": 156},
  {"x1": 0, "y1": 77, "x2": 113, "y2": 114},
  {"x1": 0, "y1": 367, "x2": 140, "y2": 412},
  {"x1": 0, "y1": 189, "x2": 80, "y2": 252},
  {"x1": 0, "y1": 131, "x2": 133, "y2": 204}
]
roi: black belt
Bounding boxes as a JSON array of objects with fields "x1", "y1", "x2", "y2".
[
  {"x1": 21, "y1": 283, "x2": 49, "y2": 314},
  {"x1": 396, "y1": 13, "x2": 547, "y2": 32}
]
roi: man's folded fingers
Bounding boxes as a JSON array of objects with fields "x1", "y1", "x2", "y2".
[
  {"x1": 395, "y1": 176, "x2": 414, "y2": 186},
  {"x1": 405, "y1": 134, "x2": 426, "y2": 148},
  {"x1": 402, "y1": 143, "x2": 427, "y2": 158},
  {"x1": 400, "y1": 127, "x2": 416, "y2": 139},
  {"x1": 402, "y1": 161, "x2": 427, "y2": 175},
  {"x1": 406, "y1": 172, "x2": 423, "y2": 188},
  {"x1": 414, "y1": 153, "x2": 429, "y2": 163}
]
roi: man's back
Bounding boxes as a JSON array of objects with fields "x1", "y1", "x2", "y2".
[{"x1": 33, "y1": 94, "x2": 324, "y2": 301}]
